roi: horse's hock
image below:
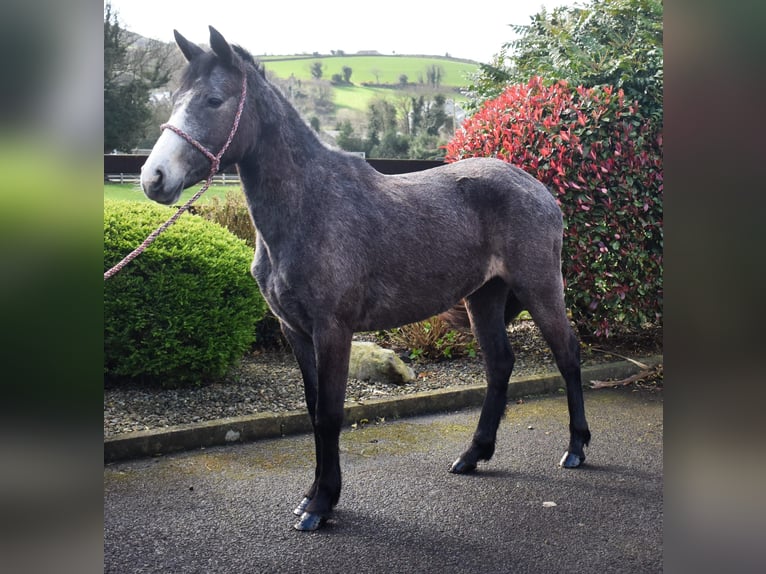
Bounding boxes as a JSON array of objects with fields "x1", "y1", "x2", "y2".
[{"x1": 348, "y1": 342, "x2": 415, "y2": 385}]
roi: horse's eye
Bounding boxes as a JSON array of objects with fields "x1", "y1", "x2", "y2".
[{"x1": 207, "y1": 97, "x2": 224, "y2": 109}]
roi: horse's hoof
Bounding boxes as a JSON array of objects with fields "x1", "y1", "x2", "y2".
[
  {"x1": 449, "y1": 457, "x2": 477, "y2": 474},
  {"x1": 559, "y1": 451, "x2": 585, "y2": 468},
  {"x1": 293, "y1": 497, "x2": 311, "y2": 516},
  {"x1": 293, "y1": 511, "x2": 327, "y2": 532}
]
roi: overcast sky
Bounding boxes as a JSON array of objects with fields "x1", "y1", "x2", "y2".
[{"x1": 107, "y1": 0, "x2": 578, "y2": 64}]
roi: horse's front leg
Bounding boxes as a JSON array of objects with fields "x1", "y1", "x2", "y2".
[
  {"x1": 280, "y1": 325, "x2": 321, "y2": 517},
  {"x1": 293, "y1": 325, "x2": 352, "y2": 531}
]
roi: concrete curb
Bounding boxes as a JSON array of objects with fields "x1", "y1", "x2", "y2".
[{"x1": 104, "y1": 355, "x2": 662, "y2": 463}]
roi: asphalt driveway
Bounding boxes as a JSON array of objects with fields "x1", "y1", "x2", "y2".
[{"x1": 104, "y1": 386, "x2": 662, "y2": 573}]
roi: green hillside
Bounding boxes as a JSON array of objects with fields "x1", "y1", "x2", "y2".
[
  {"x1": 257, "y1": 54, "x2": 479, "y2": 115},
  {"x1": 260, "y1": 54, "x2": 479, "y2": 88}
]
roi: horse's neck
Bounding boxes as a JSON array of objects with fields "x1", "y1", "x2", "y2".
[{"x1": 237, "y1": 84, "x2": 327, "y2": 244}]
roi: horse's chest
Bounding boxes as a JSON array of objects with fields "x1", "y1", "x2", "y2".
[
  {"x1": 251, "y1": 244, "x2": 311, "y2": 329},
  {"x1": 252, "y1": 248, "x2": 283, "y2": 303}
]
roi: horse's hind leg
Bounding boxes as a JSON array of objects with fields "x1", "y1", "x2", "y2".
[
  {"x1": 522, "y1": 284, "x2": 591, "y2": 468},
  {"x1": 450, "y1": 278, "x2": 519, "y2": 474}
]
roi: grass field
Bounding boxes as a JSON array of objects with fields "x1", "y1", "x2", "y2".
[
  {"x1": 259, "y1": 54, "x2": 479, "y2": 114},
  {"x1": 104, "y1": 183, "x2": 241, "y2": 204},
  {"x1": 331, "y1": 84, "x2": 396, "y2": 111},
  {"x1": 260, "y1": 54, "x2": 479, "y2": 87}
]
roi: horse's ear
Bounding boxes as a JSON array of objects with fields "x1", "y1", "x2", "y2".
[
  {"x1": 174, "y1": 30, "x2": 203, "y2": 62},
  {"x1": 209, "y1": 26, "x2": 233, "y2": 67}
]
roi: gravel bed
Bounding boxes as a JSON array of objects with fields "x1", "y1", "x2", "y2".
[{"x1": 104, "y1": 322, "x2": 656, "y2": 439}]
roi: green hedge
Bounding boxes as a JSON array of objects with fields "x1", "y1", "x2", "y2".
[
  {"x1": 194, "y1": 190, "x2": 256, "y2": 248},
  {"x1": 104, "y1": 199, "x2": 267, "y2": 386},
  {"x1": 446, "y1": 77, "x2": 663, "y2": 338}
]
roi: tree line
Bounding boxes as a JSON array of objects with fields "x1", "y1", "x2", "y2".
[
  {"x1": 464, "y1": 0, "x2": 662, "y2": 125},
  {"x1": 334, "y1": 94, "x2": 453, "y2": 160},
  {"x1": 104, "y1": 0, "x2": 661, "y2": 160},
  {"x1": 104, "y1": 2, "x2": 180, "y2": 152}
]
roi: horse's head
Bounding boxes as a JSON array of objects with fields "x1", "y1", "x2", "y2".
[{"x1": 141, "y1": 27, "x2": 249, "y2": 205}]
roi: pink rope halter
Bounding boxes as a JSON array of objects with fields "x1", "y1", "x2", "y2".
[{"x1": 104, "y1": 62, "x2": 248, "y2": 281}]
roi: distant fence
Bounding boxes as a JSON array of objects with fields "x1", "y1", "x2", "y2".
[{"x1": 104, "y1": 154, "x2": 445, "y2": 183}]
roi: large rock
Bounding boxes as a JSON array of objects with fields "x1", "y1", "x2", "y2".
[{"x1": 348, "y1": 342, "x2": 415, "y2": 385}]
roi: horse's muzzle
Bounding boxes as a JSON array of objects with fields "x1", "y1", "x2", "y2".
[{"x1": 140, "y1": 164, "x2": 184, "y2": 205}]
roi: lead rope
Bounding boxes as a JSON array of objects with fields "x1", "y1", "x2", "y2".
[{"x1": 104, "y1": 63, "x2": 248, "y2": 281}]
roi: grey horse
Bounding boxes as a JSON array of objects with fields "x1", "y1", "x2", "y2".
[{"x1": 140, "y1": 26, "x2": 590, "y2": 532}]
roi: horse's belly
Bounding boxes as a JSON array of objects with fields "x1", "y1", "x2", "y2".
[
  {"x1": 252, "y1": 237, "x2": 499, "y2": 335},
  {"x1": 354, "y1": 268, "x2": 486, "y2": 332}
]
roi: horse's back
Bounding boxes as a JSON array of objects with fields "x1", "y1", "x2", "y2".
[
  {"x1": 439, "y1": 157, "x2": 555, "y2": 206},
  {"x1": 383, "y1": 157, "x2": 562, "y2": 239},
  {"x1": 429, "y1": 156, "x2": 540, "y2": 186}
]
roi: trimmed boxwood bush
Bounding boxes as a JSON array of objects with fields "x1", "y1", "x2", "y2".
[
  {"x1": 104, "y1": 199, "x2": 267, "y2": 386},
  {"x1": 445, "y1": 77, "x2": 663, "y2": 338},
  {"x1": 194, "y1": 190, "x2": 256, "y2": 248}
]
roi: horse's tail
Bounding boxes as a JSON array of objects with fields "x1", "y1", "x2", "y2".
[
  {"x1": 439, "y1": 292, "x2": 521, "y2": 330},
  {"x1": 439, "y1": 300, "x2": 471, "y2": 330}
]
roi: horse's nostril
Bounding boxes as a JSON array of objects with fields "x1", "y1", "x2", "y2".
[{"x1": 140, "y1": 163, "x2": 167, "y2": 197}]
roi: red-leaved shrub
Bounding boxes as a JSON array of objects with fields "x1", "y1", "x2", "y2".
[{"x1": 445, "y1": 77, "x2": 663, "y2": 338}]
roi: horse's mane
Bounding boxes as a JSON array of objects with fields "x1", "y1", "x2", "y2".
[{"x1": 233, "y1": 45, "x2": 265, "y2": 77}]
